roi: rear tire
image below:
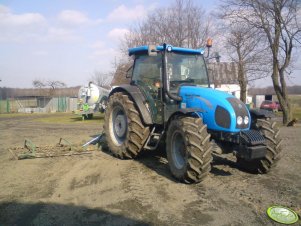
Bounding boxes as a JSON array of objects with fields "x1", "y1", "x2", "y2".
[
  {"x1": 104, "y1": 92, "x2": 150, "y2": 159},
  {"x1": 237, "y1": 118, "x2": 282, "y2": 173},
  {"x1": 166, "y1": 116, "x2": 212, "y2": 183}
]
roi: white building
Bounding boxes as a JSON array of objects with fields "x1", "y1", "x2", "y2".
[{"x1": 208, "y1": 62, "x2": 252, "y2": 104}]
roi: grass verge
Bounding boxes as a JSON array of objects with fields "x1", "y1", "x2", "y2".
[
  {"x1": 34, "y1": 113, "x2": 105, "y2": 124},
  {"x1": 0, "y1": 112, "x2": 105, "y2": 124}
]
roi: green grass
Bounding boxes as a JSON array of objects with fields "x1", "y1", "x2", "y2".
[
  {"x1": 289, "y1": 95, "x2": 301, "y2": 106},
  {"x1": 292, "y1": 108, "x2": 301, "y2": 119},
  {"x1": 275, "y1": 107, "x2": 301, "y2": 120},
  {"x1": 34, "y1": 113, "x2": 105, "y2": 124},
  {"x1": 0, "y1": 112, "x2": 105, "y2": 124},
  {"x1": 0, "y1": 113, "x2": 36, "y2": 118}
]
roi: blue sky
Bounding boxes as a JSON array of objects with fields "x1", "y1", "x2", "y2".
[{"x1": 0, "y1": 0, "x2": 300, "y2": 88}]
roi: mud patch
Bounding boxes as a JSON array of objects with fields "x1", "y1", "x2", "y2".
[
  {"x1": 70, "y1": 174, "x2": 101, "y2": 190},
  {"x1": 108, "y1": 199, "x2": 164, "y2": 225}
]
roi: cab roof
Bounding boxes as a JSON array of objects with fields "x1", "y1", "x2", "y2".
[{"x1": 128, "y1": 44, "x2": 205, "y2": 56}]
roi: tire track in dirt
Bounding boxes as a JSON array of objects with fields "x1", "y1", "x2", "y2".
[
  {"x1": 119, "y1": 156, "x2": 209, "y2": 224},
  {"x1": 189, "y1": 171, "x2": 269, "y2": 225},
  {"x1": 192, "y1": 135, "x2": 300, "y2": 226},
  {"x1": 45, "y1": 153, "x2": 130, "y2": 208}
]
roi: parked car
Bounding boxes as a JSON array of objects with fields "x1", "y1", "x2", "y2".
[
  {"x1": 275, "y1": 101, "x2": 282, "y2": 111},
  {"x1": 260, "y1": 100, "x2": 279, "y2": 112}
]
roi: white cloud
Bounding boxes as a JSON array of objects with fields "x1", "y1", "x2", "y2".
[
  {"x1": 89, "y1": 40, "x2": 121, "y2": 71},
  {"x1": 90, "y1": 40, "x2": 118, "y2": 58},
  {"x1": 108, "y1": 28, "x2": 129, "y2": 42},
  {"x1": 90, "y1": 40, "x2": 105, "y2": 49},
  {"x1": 0, "y1": 5, "x2": 87, "y2": 43},
  {"x1": 92, "y1": 47, "x2": 118, "y2": 58},
  {"x1": 0, "y1": 5, "x2": 46, "y2": 27},
  {"x1": 0, "y1": 5, "x2": 10, "y2": 14},
  {"x1": 0, "y1": 4, "x2": 46, "y2": 42},
  {"x1": 32, "y1": 50, "x2": 48, "y2": 56},
  {"x1": 46, "y1": 27, "x2": 81, "y2": 42},
  {"x1": 57, "y1": 9, "x2": 102, "y2": 27},
  {"x1": 107, "y1": 4, "x2": 147, "y2": 22},
  {"x1": 58, "y1": 10, "x2": 90, "y2": 25}
]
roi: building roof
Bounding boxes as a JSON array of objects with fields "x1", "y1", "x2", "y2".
[{"x1": 207, "y1": 62, "x2": 238, "y2": 85}]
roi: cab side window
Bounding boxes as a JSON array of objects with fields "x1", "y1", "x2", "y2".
[{"x1": 132, "y1": 55, "x2": 162, "y2": 89}]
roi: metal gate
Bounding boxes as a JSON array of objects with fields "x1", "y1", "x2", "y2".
[{"x1": 58, "y1": 97, "x2": 67, "y2": 112}]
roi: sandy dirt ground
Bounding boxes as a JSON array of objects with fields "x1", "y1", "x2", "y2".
[{"x1": 0, "y1": 113, "x2": 300, "y2": 226}]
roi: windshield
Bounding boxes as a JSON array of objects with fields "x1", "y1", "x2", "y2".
[{"x1": 166, "y1": 52, "x2": 209, "y2": 91}]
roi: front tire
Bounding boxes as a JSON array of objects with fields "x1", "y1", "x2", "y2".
[
  {"x1": 237, "y1": 118, "x2": 282, "y2": 173},
  {"x1": 166, "y1": 116, "x2": 212, "y2": 183},
  {"x1": 104, "y1": 92, "x2": 150, "y2": 159}
]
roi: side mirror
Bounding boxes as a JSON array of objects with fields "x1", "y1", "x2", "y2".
[{"x1": 148, "y1": 45, "x2": 158, "y2": 56}]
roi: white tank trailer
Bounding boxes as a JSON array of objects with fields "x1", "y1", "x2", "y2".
[{"x1": 77, "y1": 82, "x2": 110, "y2": 119}]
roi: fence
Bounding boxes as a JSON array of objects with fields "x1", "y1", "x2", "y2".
[
  {"x1": 0, "y1": 97, "x2": 78, "y2": 113},
  {"x1": 0, "y1": 99, "x2": 10, "y2": 114}
]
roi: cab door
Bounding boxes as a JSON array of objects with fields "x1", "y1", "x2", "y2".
[{"x1": 132, "y1": 54, "x2": 163, "y2": 124}]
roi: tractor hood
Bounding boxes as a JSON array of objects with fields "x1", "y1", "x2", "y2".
[{"x1": 179, "y1": 86, "x2": 250, "y2": 132}]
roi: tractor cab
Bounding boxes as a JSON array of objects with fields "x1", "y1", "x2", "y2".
[
  {"x1": 128, "y1": 44, "x2": 209, "y2": 124},
  {"x1": 165, "y1": 50, "x2": 209, "y2": 91}
]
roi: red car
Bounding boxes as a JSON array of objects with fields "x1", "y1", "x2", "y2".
[
  {"x1": 260, "y1": 100, "x2": 279, "y2": 112},
  {"x1": 275, "y1": 101, "x2": 282, "y2": 111}
]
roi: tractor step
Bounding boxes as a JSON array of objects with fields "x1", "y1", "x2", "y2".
[{"x1": 144, "y1": 127, "x2": 164, "y2": 151}]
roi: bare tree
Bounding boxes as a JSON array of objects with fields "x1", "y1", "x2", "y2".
[
  {"x1": 33, "y1": 80, "x2": 66, "y2": 89},
  {"x1": 89, "y1": 71, "x2": 113, "y2": 88},
  {"x1": 217, "y1": 10, "x2": 270, "y2": 103},
  {"x1": 32, "y1": 80, "x2": 45, "y2": 89},
  {"x1": 47, "y1": 81, "x2": 66, "y2": 90},
  {"x1": 221, "y1": 0, "x2": 301, "y2": 124},
  {"x1": 32, "y1": 79, "x2": 66, "y2": 96},
  {"x1": 121, "y1": 0, "x2": 211, "y2": 54}
]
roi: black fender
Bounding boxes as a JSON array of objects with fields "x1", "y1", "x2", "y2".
[
  {"x1": 249, "y1": 108, "x2": 274, "y2": 119},
  {"x1": 176, "y1": 108, "x2": 204, "y2": 115},
  {"x1": 99, "y1": 96, "x2": 108, "y2": 113},
  {"x1": 109, "y1": 85, "x2": 153, "y2": 125}
]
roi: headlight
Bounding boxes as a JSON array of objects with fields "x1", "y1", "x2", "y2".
[
  {"x1": 237, "y1": 116, "x2": 243, "y2": 125},
  {"x1": 244, "y1": 116, "x2": 249, "y2": 125}
]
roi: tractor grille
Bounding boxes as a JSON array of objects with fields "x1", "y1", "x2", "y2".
[{"x1": 240, "y1": 130, "x2": 266, "y2": 146}]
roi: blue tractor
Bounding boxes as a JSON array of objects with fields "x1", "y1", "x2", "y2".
[{"x1": 104, "y1": 44, "x2": 282, "y2": 183}]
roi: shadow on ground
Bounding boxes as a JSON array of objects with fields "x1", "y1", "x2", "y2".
[
  {"x1": 0, "y1": 201, "x2": 149, "y2": 226},
  {"x1": 99, "y1": 139, "x2": 251, "y2": 183},
  {"x1": 135, "y1": 148, "x2": 245, "y2": 181},
  {"x1": 210, "y1": 154, "x2": 237, "y2": 176},
  {"x1": 71, "y1": 115, "x2": 105, "y2": 122}
]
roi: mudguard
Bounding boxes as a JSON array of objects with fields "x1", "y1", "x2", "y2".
[
  {"x1": 109, "y1": 85, "x2": 153, "y2": 125},
  {"x1": 249, "y1": 109, "x2": 274, "y2": 119}
]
